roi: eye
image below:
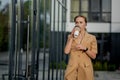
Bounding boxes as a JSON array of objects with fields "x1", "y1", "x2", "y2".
[
  {"x1": 75, "y1": 22, "x2": 78, "y2": 24},
  {"x1": 80, "y1": 21, "x2": 83, "y2": 23}
]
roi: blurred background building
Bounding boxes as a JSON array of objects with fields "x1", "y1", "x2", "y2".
[
  {"x1": 66, "y1": 0, "x2": 120, "y2": 70},
  {"x1": 0, "y1": 0, "x2": 120, "y2": 80}
]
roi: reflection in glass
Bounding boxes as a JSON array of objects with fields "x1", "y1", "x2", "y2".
[
  {"x1": 80, "y1": 13, "x2": 88, "y2": 20},
  {"x1": 81, "y1": 0, "x2": 88, "y2": 11},
  {"x1": 70, "y1": 12, "x2": 79, "y2": 22},
  {"x1": 102, "y1": 13, "x2": 111, "y2": 22},
  {"x1": 0, "y1": 0, "x2": 9, "y2": 80},
  {"x1": 91, "y1": 13, "x2": 100, "y2": 22},
  {"x1": 71, "y1": 0, "x2": 79, "y2": 12},
  {"x1": 102, "y1": 0, "x2": 111, "y2": 12},
  {"x1": 91, "y1": 0, "x2": 100, "y2": 12}
]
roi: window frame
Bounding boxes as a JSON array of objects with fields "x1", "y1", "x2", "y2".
[{"x1": 70, "y1": 0, "x2": 111, "y2": 22}]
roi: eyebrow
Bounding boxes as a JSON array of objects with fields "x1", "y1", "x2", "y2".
[{"x1": 75, "y1": 21, "x2": 83, "y2": 23}]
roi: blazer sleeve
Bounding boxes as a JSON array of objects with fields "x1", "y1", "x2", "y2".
[{"x1": 91, "y1": 36, "x2": 98, "y2": 54}]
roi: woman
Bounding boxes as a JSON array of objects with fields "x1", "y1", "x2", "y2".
[{"x1": 64, "y1": 15, "x2": 98, "y2": 80}]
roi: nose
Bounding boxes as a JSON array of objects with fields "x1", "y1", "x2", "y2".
[{"x1": 75, "y1": 23, "x2": 79, "y2": 26}]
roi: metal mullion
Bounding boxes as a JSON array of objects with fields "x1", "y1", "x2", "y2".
[
  {"x1": 30, "y1": 0, "x2": 37, "y2": 79},
  {"x1": 25, "y1": 1, "x2": 31, "y2": 79},
  {"x1": 109, "y1": 0, "x2": 112, "y2": 55},
  {"x1": 59, "y1": 4, "x2": 63, "y2": 80},
  {"x1": 63, "y1": 9, "x2": 66, "y2": 80},
  {"x1": 50, "y1": 0, "x2": 53, "y2": 79},
  {"x1": 43, "y1": 0, "x2": 47, "y2": 80},
  {"x1": 14, "y1": 15, "x2": 18, "y2": 79},
  {"x1": 36, "y1": 0, "x2": 40, "y2": 79},
  {"x1": 56, "y1": 2, "x2": 60, "y2": 80},
  {"x1": 88, "y1": 0, "x2": 91, "y2": 21},
  {"x1": 26, "y1": 15, "x2": 30, "y2": 79},
  {"x1": 62, "y1": 0, "x2": 67, "y2": 79},
  {"x1": 79, "y1": 0, "x2": 81, "y2": 14},
  {"x1": 101, "y1": 34, "x2": 105, "y2": 62},
  {"x1": 65, "y1": 0, "x2": 67, "y2": 78},
  {"x1": 54, "y1": 0, "x2": 57, "y2": 79},
  {"x1": 8, "y1": 0, "x2": 16, "y2": 79},
  {"x1": 63, "y1": 1, "x2": 67, "y2": 79},
  {"x1": 62, "y1": 0, "x2": 66, "y2": 60},
  {"x1": 100, "y1": 0, "x2": 102, "y2": 22},
  {"x1": 17, "y1": 0, "x2": 24, "y2": 76},
  {"x1": 51, "y1": 0, "x2": 56, "y2": 80},
  {"x1": 62, "y1": 1, "x2": 65, "y2": 54},
  {"x1": 48, "y1": 0, "x2": 52, "y2": 80},
  {"x1": 58, "y1": 1, "x2": 66, "y2": 80}
]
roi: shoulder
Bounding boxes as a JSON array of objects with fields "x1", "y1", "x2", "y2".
[
  {"x1": 86, "y1": 32, "x2": 96, "y2": 39},
  {"x1": 86, "y1": 33, "x2": 97, "y2": 43}
]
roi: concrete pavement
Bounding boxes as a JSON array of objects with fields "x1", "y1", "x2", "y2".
[
  {"x1": 0, "y1": 52, "x2": 120, "y2": 80},
  {"x1": 94, "y1": 71, "x2": 120, "y2": 80}
]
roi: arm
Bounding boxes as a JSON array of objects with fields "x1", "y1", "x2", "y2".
[
  {"x1": 64, "y1": 27, "x2": 76, "y2": 54},
  {"x1": 85, "y1": 48, "x2": 97, "y2": 59},
  {"x1": 85, "y1": 36, "x2": 98, "y2": 59},
  {"x1": 76, "y1": 36, "x2": 98, "y2": 59},
  {"x1": 64, "y1": 35, "x2": 73, "y2": 54}
]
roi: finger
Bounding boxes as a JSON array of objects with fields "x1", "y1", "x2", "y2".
[{"x1": 71, "y1": 28, "x2": 75, "y2": 34}]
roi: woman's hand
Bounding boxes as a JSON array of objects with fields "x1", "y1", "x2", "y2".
[
  {"x1": 75, "y1": 44, "x2": 97, "y2": 59},
  {"x1": 70, "y1": 27, "x2": 76, "y2": 37},
  {"x1": 75, "y1": 44, "x2": 86, "y2": 51},
  {"x1": 64, "y1": 27, "x2": 76, "y2": 54}
]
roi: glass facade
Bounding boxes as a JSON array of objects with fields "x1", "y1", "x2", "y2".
[
  {"x1": 70, "y1": 0, "x2": 111, "y2": 22},
  {"x1": 0, "y1": 0, "x2": 9, "y2": 80},
  {"x1": 0, "y1": 0, "x2": 67, "y2": 80}
]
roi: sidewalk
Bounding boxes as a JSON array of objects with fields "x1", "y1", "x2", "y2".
[
  {"x1": 0, "y1": 52, "x2": 120, "y2": 80},
  {"x1": 94, "y1": 71, "x2": 120, "y2": 80}
]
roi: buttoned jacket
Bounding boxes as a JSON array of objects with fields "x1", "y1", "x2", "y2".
[{"x1": 64, "y1": 32, "x2": 97, "y2": 80}]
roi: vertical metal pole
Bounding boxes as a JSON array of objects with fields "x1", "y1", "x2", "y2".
[
  {"x1": 17, "y1": 0, "x2": 24, "y2": 76},
  {"x1": 31, "y1": 0, "x2": 36, "y2": 79},
  {"x1": 63, "y1": 0, "x2": 67, "y2": 79},
  {"x1": 26, "y1": 15, "x2": 30, "y2": 78},
  {"x1": 9, "y1": 0, "x2": 16, "y2": 79},
  {"x1": 109, "y1": 0, "x2": 112, "y2": 60},
  {"x1": 101, "y1": 34, "x2": 104, "y2": 63},
  {"x1": 51, "y1": 0, "x2": 56, "y2": 80},
  {"x1": 59, "y1": 2, "x2": 62, "y2": 80},
  {"x1": 14, "y1": 15, "x2": 18, "y2": 79},
  {"x1": 48, "y1": 0, "x2": 52, "y2": 80},
  {"x1": 51, "y1": 0, "x2": 54, "y2": 79},
  {"x1": 56, "y1": 1, "x2": 60, "y2": 80},
  {"x1": 36, "y1": 0, "x2": 40, "y2": 79},
  {"x1": 59, "y1": 1, "x2": 64, "y2": 80},
  {"x1": 43, "y1": 0, "x2": 47, "y2": 80}
]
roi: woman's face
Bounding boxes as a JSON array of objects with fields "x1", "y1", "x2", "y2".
[{"x1": 75, "y1": 17, "x2": 87, "y2": 31}]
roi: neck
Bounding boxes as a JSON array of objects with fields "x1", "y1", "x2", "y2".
[{"x1": 80, "y1": 30, "x2": 86, "y2": 36}]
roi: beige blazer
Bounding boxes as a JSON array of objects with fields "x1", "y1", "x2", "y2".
[{"x1": 64, "y1": 32, "x2": 97, "y2": 80}]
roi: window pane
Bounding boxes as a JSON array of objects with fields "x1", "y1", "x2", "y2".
[
  {"x1": 70, "y1": 0, "x2": 111, "y2": 22},
  {"x1": 81, "y1": 0, "x2": 88, "y2": 11},
  {"x1": 91, "y1": 0, "x2": 100, "y2": 12},
  {"x1": 80, "y1": 13, "x2": 88, "y2": 20},
  {"x1": 71, "y1": 12, "x2": 79, "y2": 22},
  {"x1": 91, "y1": 13, "x2": 100, "y2": 22},
  {"x1": 102, "y1": 13, "x2": 111, "y2": 22},
  {"x1": 102, "y1": 0, "x2": 111, "y2": 12},
  {"x1": 71, "y1": 0, "x2": 79, "y2": 12}
]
